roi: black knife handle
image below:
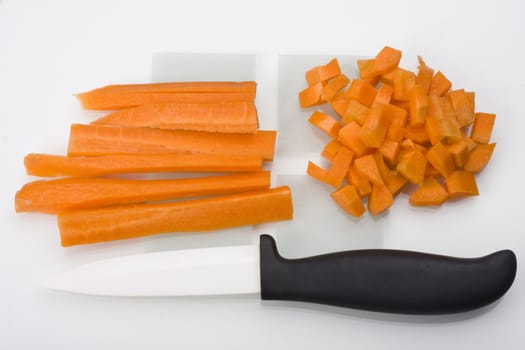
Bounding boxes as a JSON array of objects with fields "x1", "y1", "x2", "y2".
[{"x1": 259, "y1": 235, "x2": 516, "y2": 314}]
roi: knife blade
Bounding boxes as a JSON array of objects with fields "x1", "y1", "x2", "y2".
[{"x1": 46, "y1": 235, "x2": 516, "y2": 314}]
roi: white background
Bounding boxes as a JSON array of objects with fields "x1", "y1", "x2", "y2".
[{"x1": 1, "y1": 0, "x2": 524, "y2": 349}]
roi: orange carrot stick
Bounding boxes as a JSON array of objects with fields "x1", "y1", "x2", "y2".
[
  {"x1": 77, "y1": 81, "x2": 257, "y2": 110},
  {"x1": 15, "y1": 172, "x2": 271, "y2": 214},
  {"x1": 92, "y1": 101, "x2": 259, "y2": 134},
  {"x1": 24, "y1": 153, "x2": 263, "y2": 177},
  {"x1": 58, "y1": 186, "x2": 293, "y2": 247},
  {"x1": 67, "y1": 124, "x2": 276, "y2": 160}
]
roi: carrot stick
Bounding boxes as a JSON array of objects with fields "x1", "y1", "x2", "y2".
[
  {"x1": 24, "y1": 153, "x2": 263, "y2": 177},
  {"x1": 15, "y1": 172, "x2": 271, "y2": 214},
  {"x1": 92, "y1": 101, "x2": 259, "y2": 134},
  {"x1": 58, "y1": 186, "x2": 293, "y2": 247},
  {"x1": 67, "y1": 124, "x2": 276, "y2": 161},
  {"x1": 77, "y1": 81, "x2": 257, "y2": 110}
]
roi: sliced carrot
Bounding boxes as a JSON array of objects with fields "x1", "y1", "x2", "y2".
[
  {"x1": 361, "y1": 46, "x2": 402, "y2": 80},
  {"x1": 429, "y1": 71, "x2": 451, "y2": 97},
  {"x1": 393, "y1": 69, "x2": 416, "y2": 102},
  {"x1": 464, "y1": 143, "x2": 496, "y2": 173},
  {"x1": 331, "y1": 185, "x2": 366, "y2": 218},
  {"x1": 409, "y1": 85, "x2": 428, "y2": 127},
  {"x1": 58, "y1": 186, "x2": 294, "y2": 247},
  {"x1": 368, "y1": 183, "x2": 394, "y2": 216},
  {"x1": 307, "y1": 161, "x2": 329, "y2": 184},
  {"x1": 425, "y1": 142, "x2": 456, "y2": 178},
  {"x1": 338, "y1": 121, "x2": 371, "y2": 157},
  {"x1": 448, "y1": 89, "x2": 474, "y2": 127},
  {"x1": 445, "y1": 139, "x2": 470, "y2": 167},
  {"x1": 409, "y1": 176, "x2": 448, "y2": 206},
  {"x1": 416, "y1": 56, "x2": 434, "y2": 95},
  {"x1": 344, "y1": 79, "x2": 377, "y2": 107},
  {"x1": 299, "y1": 82, "x2": 325, "y2": 108},
  {"x1": 67, "y1": 124, "x2": 276, "y2": 161},
  {"x1": 308, "y1": 111, "x2": 343, "y2": 139},
  {"x1": 373, "y1": 151, "x2": 406, "y2": 195},
  {"x1": 325, "y1": 146, "x2": 354, "y2": 188},
  {"x1": 342, "y1": 99, "x2": 370, "y2": 125},
  {"x1": 379, "y1": 139, "x2": 400, "y2": 167},
  {"x1": 306, "y1": 58, "x2": 341, "y2": 85},
  {"x1": 396, "y1": 150, "x2": 427, "y2": 185},
  {"x1": 354, "y1": 154, "x2": 384, "y2": 185},
  {"x1": 322, "y1": 74, "x2": 350, "y2": 101},
  {"x1": 373, "y1": 84, "x2": 394, "y2": 105},
  {"x1": 15, "y1": 172, "x2": 271, "y2": 214},
  {"x1": 471, "y1": 112, "x2": 496, "y2": 144},
  {"x1": 346, "y1": 165, "x2": 372, "y2": 198},
  {"x1": 445, "y1": 171, "x2": 479, "y2": 197},
  {"x1": 92, "y1": 101, "x2": 258, "y2": 134},
  {"x1": 321, "y1": 139, "x2": 344, "y2": 161},
  {"x1": 24, "y1": 153, "x2": 263, "y2": 177},
  {"x1": 77, "y1": 82, "x2": 257, "y2": 110}
]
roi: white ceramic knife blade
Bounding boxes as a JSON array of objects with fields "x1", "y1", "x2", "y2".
[{"x1": 46, "y1": 244, "x2": 260, "y2": 296}]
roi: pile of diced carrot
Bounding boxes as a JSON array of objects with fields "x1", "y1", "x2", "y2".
[
  {"x1": 300, "y1": 46, "x2": 496, "y2": 217},
  {"x1": 15, "y1": 82, "x2": 293, "y2": 246}
]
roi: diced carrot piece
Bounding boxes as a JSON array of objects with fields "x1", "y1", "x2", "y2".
[
  {"x1": 307, "y1": 161, "x2": 329, "y2": 183},
  {"x1": 354, "y1": 154, "x2": 384, "y2": 185},
  {"x1": 464, "y1": 143, "x2": 496, "y2": 172},
  {"x1": 429, "y1": 71, "x2": 451, "y2": 96},
  {"x1": 346, "y1": 165, "x2": 372, "y2": 198},
  {"x1": 471, "y1": 112, "x2": 496, "y2": 144},
  {"x1": 409, "y1": 85, "x2": 428, "y2": 127},
  {"x1": 308, "y1": 111, "x2": 343, "y2": 139},
  {"x1": 15, "y1": 172, "x2": 271, "y2": 214},
  {"x1": 359, "y1": 104, "x2": 389, "y2": 148},
  {"x1": 445, "y1": 171, "x2": 479, "y2": 197},
  {"x1": 396, "y1": 150, "x2": 427, "y2": 185},
  {"x1": 445, "y1": 139, "x2": 470, "y2": 167},
  {"x1": 357, "y1": 59, "x2": 381, "y2": 86},
  {"x1": 23, "y1": 153, "x2": 263, "y2": 177},
  {"x1": 321, "y1": 139, "x2": 344, "y2": 161},
  {"x1": 462, "y1": 132, "x2": 478, "y2": 152},
  {"x1": 368, "y1": 183, "x2": 394, "y2": 216},
  {"x1": 306, "y1": 58, "x2": 342, "y2": 85},
  {"x1": 409, "y1": 176, "x2": 448, "y2": 206},
  {"x1": 342, "y1": 99, "x2": 370, "y2": 125},
  {"x1": 406, "y1": 125, "x2": 430, "y2": 146},
  {"x1": 416, "y1": 56, "x2": 434, "y2": 95},
  {"x1": 382, "y1": 103, "x2": 408, "y2": 127},
  {"x1": 425, "y1": 115, "x2": 462, "y2": 145},
  {"x1": 345, "y1": 79, "x2": 377, "y2": 107},
  {"x1": 325, "y1": 146, "x2": 354, "y2": 188},
  {"x1": 374, "y1": 84, "x2": 394, "y2": 105},
  {"x1": 322, "y1": 74, "x2": 350, "y2": 101},
  {"x1": 425, "y1": 142, "x2": 456, "y2": 178},
  {"x1": 393, "y1": 69, "x2": 416, "y2": 102},
  {"x1": 299, "y1": 82, "x2": 325, "y2": 108},
  {"x1": 331, "y1": 185, "x2": 366, "y2": 217},
  {"x1": 380, "y1": 139, "x2": 400, "y2": 167},
  {"x1": 448, "y1": 89, "x2": 474, "y2": 127},
  {"x1": 424, "y1": 162, "x2": 441, "y2": 178},
  {"x1": 385, "y1": 124, "x2": 407, "y2": 142},
  {"x1": 68, "y1": 124, "x2": 277, "y2": 160},
  {"x1": 361, "y1": 46, "x2": 402, "y2": 80},
  {"x1": 373, "y1": 151, "x2": 407, "y2": 195},
  {"x1": 58, "y1": 186, "x2": 293, "y2": 247},
  {"x1": 466, "y1": 91, "x2": 475, "y2": 112},
  {"x1": 329, "y1": 91, "x2": 350, "y2": 117},
  {"x1": 338, "y1": 121, "x2": 372, "y2": 157},
  {"x1": 380, "y1": 69, "x2": 397, "y2": 86}
]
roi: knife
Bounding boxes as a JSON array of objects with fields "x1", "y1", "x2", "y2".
[{"x1": 46, "y1": 234, "x2": 516, "y2": 314}]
